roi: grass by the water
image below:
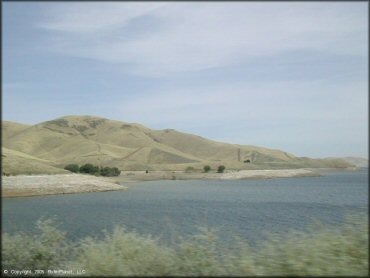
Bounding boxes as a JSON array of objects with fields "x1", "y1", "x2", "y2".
[{"x1": 2, "y1": 214, "x2": 368, "y2": 276}]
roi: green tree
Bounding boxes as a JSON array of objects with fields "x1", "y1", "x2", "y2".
[
  {"x1": 112, "y1": 167, "x2": 121, "y2": 176},
  {"x1": 203, "y1": 165, "x2": 211, "y2": 173},
  {"x1": 80, "y1": 163, "x2": 99, "y2": 174},
  {"x1": 100, "y1": 166, "x2": 121, "y2": 177},
  {"x1": 217, "y1": 165, "x2": 225, "y2": 173},
  {"x1": 185, "y1": 166, "x2": 195, "y2": 173},
  {"x1": 64, "y1": 164, "x2": 79, "y2": 173},
  {"x1": 100, "y1": 167, "x2": 111, "y2": 177}
]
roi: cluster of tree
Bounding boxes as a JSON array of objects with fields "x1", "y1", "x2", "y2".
[
  {"x1": 64, "y1": 163, "x2": 121, "y2": 177},
  {"x1": 185, "y1": 166, "x2": 195, "y2": 173},
  {"x1": 217, "y1": 165, "x2": 226, "y2": 173},
  {"x1": 203, "y1": 165, "x2": 226, "y2": 173}
]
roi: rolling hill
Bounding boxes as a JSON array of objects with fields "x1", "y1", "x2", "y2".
[
  {"x1": 2, "y1": 147, "x2": 68, "y2": 175},
  {"x1": 2, "y1": 115, "x2": 354, "y2": 174},
  {"x1": 2, "y1": 121, "x2": 30, "y2": 140},
  {"x1": 327, "y1": 157, "x2": 368, "y2": 168}
]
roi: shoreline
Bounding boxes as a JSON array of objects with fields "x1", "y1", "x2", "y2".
[
  {"x1": 112, "y1": 168, "x2": 321, "y2": 184},
  {"x1": 4, "y1": 167, "x2": 364, "y2": 198},
  {"x1": 2, "y1": 174, "x2": 128, "y2": 198}
]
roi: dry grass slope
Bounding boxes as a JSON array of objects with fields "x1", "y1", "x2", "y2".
[
  {"x1": 2, "y1": 121, "x2": 31, "y2": 140},
  {"x1": 2, "y1": 148, "x2": 68, "y2": 175},
  {"x1": 2, "y1": 115, "x2": 354, "y2": 174}
]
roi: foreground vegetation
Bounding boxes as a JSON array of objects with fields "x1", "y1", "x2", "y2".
[{"x1": 2, "y1": 214, "x2": 368, "y2": 276}]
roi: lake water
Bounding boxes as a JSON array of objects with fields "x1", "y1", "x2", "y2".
[{"x1": 2, "y1": 169, "x2": 368, "y2": 245}]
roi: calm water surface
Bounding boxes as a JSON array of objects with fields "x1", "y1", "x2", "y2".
[{"x1": 2, "y1": 169, "x2": 368, "y2": 244}]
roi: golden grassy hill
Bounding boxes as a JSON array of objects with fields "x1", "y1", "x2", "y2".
[
  {"x1": 2, "y1": 121, "x2": 31, "y2": 140},
  {"x1": 2, "y1": 147, "x2": 68, "y2": 175},
  {"x1": 2, "y1": 115, "x2": 353, "y2": 174}
]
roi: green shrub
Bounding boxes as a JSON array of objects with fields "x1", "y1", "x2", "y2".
[
  {"x1": 203, "y1": 165, "x2": 211, "y2": 173},
  {"x1": 2, "y1": 214, "x2": 368, "y2": 276},
  {"x1": 77, "y1": 227, "x2": 174, "y2": 276},
  {"x1": 217, "y1": 165, "x2": 226, "y2": 173},
  {"x1": 64, "y1": 164, "x2": 80, "y2": 173},
  {"x1": 64, "y1": 163, "x2": 121, "y2": 177},
  {"x1": 253, "y1": 213, "x2": 369, "y2": 276},
  {"x1": 99, "y1": 167, "x2": 110, "y2": 177},
  {"x1": 170, "y1": 227, "x2": 241, "y2": 276},
  {"x1": 79, "y1": 163, "x2": 99, "y2": 174},
  {"x1": 112, "y1": 167, "x2": 121, "y2": 176},
  {"x1": 2, "y1": 219, "x2": 72, "y2": 270},
  {"x1": 185, "y1": 166, "x2": 195, "y2": 173},
  {"x1": 100, "y1": 166, "x2": 121, "y2": 177}
]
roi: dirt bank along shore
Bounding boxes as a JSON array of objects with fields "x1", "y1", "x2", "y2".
[
  {"x1": 3, "y1": 169, "x2": 319, "y2": 198},
  {"x1": 111, "y1": 168, "x2": 319, "y2": 183},
  {"x1": 2, "y1": 174, "x2": 128, "y2": 197}
]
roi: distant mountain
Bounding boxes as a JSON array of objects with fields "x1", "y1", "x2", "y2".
[
  {"x1": 2, "y1": 115, "x2": 354, "y2": 174},
  {"x1": 338, "y1": 157, "x2": 368, "y2": 168}
]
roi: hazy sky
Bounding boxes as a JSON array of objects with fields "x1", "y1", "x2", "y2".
[{"x1": 3, "y1": 2, "x2": 368, "y2": 158}]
